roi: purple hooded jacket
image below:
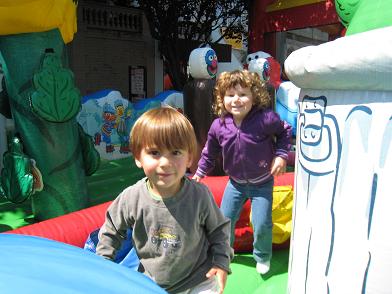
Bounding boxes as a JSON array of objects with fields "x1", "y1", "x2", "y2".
[{"x1": 196, "y1": 107, "x2": 292, "y2": 185}]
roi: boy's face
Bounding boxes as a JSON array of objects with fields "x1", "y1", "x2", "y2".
[
  {"x1": 135, "y1": 146, "x2": 192, "y2": 198},
  {"x1": 224, "y1": 84, "x2": 253, "y2": 125}
]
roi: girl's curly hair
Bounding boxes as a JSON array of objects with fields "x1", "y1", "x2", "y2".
[{"x1": 213, "y1": 70, "x2": 271, "y2": 117}]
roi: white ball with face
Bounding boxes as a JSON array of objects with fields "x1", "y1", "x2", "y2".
[
  {"x1": 188, "y1": 48, "x2": 218, "y2": 79},
  {"x1": 246, "y1": 51, "x2": 271, "y2": 65},
  {"x1": 248, "y1": 58, "x2": 269, "y2": 81}
]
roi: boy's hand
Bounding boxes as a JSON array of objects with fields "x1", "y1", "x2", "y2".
[
  {"x1": 192, "y1": 174, "x2": 202, "y2": 182},
  {"x1": 271, "y1": 156, "x2": 287, "y2": 176},
  {"x1": 206, "y1": 267, "x2": 227, "y2": 294}
]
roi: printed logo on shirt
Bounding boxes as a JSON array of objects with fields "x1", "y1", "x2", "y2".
[
  {"x1": 258, "y1": 160, "x2": 268, "y2": 168},
  {"x1": 150, "y1": 226, "x2": 182, "y2": 251}
]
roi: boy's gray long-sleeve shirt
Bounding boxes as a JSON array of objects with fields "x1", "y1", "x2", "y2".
[{"x1": 96, "y1": 177, "x2": 233, "y2": 293}]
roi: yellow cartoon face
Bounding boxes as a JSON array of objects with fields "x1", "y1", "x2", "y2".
[
  {"x1": 300, "y1": 96, "x2": 327, "y2": 145},
  {"x1": 116, "y1": 105, "x2": 124, "y2": 116}
]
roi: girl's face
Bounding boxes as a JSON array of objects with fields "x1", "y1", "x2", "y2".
[
  {"x1": 135, "y1": 146, "x2": 192, "y2": 198},
  {"x1": 223, "y1": 84, "x2": 253, "y2": 126}
]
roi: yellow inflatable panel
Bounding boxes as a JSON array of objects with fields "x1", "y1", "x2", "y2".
[
  {"x1": 250, "y1": 185, "x2": 294, "y2": 244},
  {"x1": 272, "y1": 185, "x2": 293, "y2": 244},
  {"x1": 0, "y1": 0, "x2": 77, "y2": 43}
]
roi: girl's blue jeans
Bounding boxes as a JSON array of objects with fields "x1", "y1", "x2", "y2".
[{"x1": 220, "y1": 178, "x2": 274, "y2": 263}]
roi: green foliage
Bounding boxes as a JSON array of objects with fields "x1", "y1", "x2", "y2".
[
  {"x1": 0, "y1": 137, "x2": 34, "y2": 203},
  {"x1": 30, "y1": 51, "x2": 81, "y2": 122}
]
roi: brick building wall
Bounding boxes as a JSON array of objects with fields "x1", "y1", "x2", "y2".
[{"x1": 67, "y1": 1, "x2": 159, "y2": 99}]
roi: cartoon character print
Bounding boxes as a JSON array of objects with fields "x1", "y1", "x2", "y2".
[
  {"x1": 205, "y1": 49, "x2": 218, "y2": 77},
  {"x1": 100, "y1": 103, "x2": 116, "y2": 153},
  {"x1": 114, "y1": 99, "x2": 132, "y2": 154}
]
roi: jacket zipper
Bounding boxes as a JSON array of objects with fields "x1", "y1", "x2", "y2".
[{"x1": 236, "y1": 127, "x2": 248, "y2": 181}]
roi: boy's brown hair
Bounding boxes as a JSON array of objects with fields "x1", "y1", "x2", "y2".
[
  {"x1": 130, "y1": 107, "x2": 197, "y2": 161},
  {"x1": 213, "y1": 69, "x2": 271, "y2": 117}
]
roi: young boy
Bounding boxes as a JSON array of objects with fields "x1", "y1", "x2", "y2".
[{"x1": 96, "y1": 107, "x2": 233, "y2": 294}]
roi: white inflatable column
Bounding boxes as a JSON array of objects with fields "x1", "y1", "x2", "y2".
[{"x1": 285, "y1": 26, "x2": 392, "y2": 294}]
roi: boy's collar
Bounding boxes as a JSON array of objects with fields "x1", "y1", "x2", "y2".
[{"x1": 145, "y1": 177, "x2": 186, "y2": 201}]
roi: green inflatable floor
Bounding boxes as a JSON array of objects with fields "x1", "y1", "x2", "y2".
[
  {"x1": 226, "y1": 250, "x2": 289, "y2": 294},
  {"x1": 0, "y1": 157, "x2": 289, "y2": 293}
]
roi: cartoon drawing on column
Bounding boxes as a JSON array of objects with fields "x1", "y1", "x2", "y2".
[
  {"x1": 293, "y1": 97, "x2": 392, "y2": 293},
  {"x1": 326, "y1": 106, "x2": 373, "y2": 293},
  {"x1": 283, "y1": 5, "x2": 392, "y2": 290},
  {"x1": 365, "y1": 116, "x2": 392, "y2": 292},
  {"x1": 290, "y1": 95, "x2": 341, "y2": 293}
]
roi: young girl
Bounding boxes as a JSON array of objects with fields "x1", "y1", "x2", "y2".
[
  {"x1": 96, "y1": 107, "x2": 232, "y2": 294},
  {"x1": 193, "y1": 70, "x2": 292, "y2": 275}
]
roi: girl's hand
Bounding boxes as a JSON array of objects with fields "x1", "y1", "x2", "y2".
[
  {"x1": 206, "y1": 267, "x2": 227, "y2": 294},
  {"x1": 271, "y1": 156, "x2": 287, "y2": 176},
  {"x1": 192, "y1": 174, "x2": 203, "y2": 182}
]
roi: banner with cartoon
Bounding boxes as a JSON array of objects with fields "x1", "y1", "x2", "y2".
[{"x1": 78, "y1": 90, "x2": 183, "y2": 160}]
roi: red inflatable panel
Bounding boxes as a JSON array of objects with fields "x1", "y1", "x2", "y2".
[
  {"x1": 7, "y1": 202, "x2": 111, "y2": 248},
  {"x1": 6, "y1": 173, "x2": 294, "y2": 252}
]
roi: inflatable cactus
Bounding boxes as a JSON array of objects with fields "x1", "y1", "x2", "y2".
[{"x1": 0, "y1": 0, "x2": 100, "y2": 220}]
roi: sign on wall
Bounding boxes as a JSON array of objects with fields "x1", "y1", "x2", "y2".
[{"x1": 129, "y1": 65, "x2": 146, "y2": 102}]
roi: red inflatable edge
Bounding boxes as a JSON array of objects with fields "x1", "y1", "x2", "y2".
[{"x1": 5, "y1": 173, "x2": 294, "y2": 252}]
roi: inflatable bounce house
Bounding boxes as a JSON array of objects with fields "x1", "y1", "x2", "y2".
[
  {"x1": 0, "y1": 1, "x2": 296, "y2": 292},
  {"x1": 286, "y1": 0, "x2": 392, "y2": 293}
]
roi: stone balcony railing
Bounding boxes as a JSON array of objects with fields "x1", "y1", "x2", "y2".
[{"x1": 80, "y1": 3, "x2": 143, "y2": 33}]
